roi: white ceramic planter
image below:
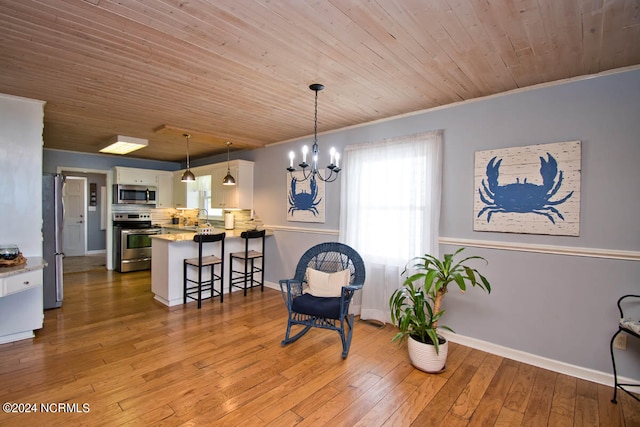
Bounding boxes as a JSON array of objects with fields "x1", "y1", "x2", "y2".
[{"x1": 407, "y1": 335, "x2": 448, "y2": 373}]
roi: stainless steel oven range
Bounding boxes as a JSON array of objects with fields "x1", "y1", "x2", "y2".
[{"x1": 113, "y1": 212, "x2": 161, "y2": 273}]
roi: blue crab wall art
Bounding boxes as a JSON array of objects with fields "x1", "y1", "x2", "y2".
[
  {"x1": 287, "y1": 175, "x2": 324, "y2": 222},
  {"x1": 477, "y1": 153, "x2": 574, "y2": 224}
]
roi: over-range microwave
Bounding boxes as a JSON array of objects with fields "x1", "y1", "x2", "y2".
[{"x1": 113, "y1": 184, "x2": 157, "y2": 206}]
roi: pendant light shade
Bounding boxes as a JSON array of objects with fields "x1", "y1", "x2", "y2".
[
  {"x1": 222, "y1": 172, "x2": 236, "y2": 186},
  {"x1": 181, "y1": 169, "x2": 196, "y2": 182},
  {"x1": 181, "y1": 133, "x2": 196, "y2": 182},
  {"x1": 222, "y1": 141, "x2": 236, "y2": 186}
]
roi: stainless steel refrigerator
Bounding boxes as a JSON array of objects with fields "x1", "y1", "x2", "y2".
[{"x1": 42, "y1": 173, "x2": 64, "y2": 309}]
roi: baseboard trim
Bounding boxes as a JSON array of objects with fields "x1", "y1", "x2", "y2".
[
  {"x1": 265, "y1": 281, "x2": 279, "y2": 291},
  {"x1": 439, "y1": 330, "x2": 639, "y2": 390},
  {"x1": 0, "y1": 330, "x2": 34, "y2": 345},
  {"x1": 86, "y1": 250, "x2": 107, "y2": 255}
]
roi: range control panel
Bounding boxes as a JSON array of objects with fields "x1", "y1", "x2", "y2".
[{"x1": 112, "y1": 212, "x2": 152, "y2": 222}]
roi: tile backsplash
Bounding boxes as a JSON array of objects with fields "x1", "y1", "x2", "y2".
[
  {"x1": 154, "y1": 208, "x2": 263, "y2": 230},
  {"x1": 111, "y1": 205, "x2": 263, "y2": 230}
]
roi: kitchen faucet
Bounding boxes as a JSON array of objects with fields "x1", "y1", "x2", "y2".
[{"x1": 196, "y1": 208, "x2": 208, "y2": 222}]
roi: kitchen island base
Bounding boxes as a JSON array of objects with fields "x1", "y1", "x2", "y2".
[{"x1": 151, "y1": 230, "x2": 270, "y2": 307}]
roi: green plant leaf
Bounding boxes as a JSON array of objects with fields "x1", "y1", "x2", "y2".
[
  {"x1": 423, "y1": 270, "x2": 440, "y2": 294},
  {"x1": 452, "y1": 272, "x2": 466, "y2": 291},
  {"x1": 426, "y1": 329, "x2": 441, "y2": 354}
]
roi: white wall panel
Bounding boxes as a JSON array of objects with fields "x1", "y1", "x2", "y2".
[{"x1": 0, "y1": 94, "x2": 45, "y2": 257}]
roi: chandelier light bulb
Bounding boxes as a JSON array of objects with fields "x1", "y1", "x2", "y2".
[
  {"x1": 289, "y1": 151, "x2": 295, "y2": 168},
  {"x1": 302, "y1": 145, "x2": 308, "y2": 163}
]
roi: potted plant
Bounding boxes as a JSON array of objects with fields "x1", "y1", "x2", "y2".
[{"x1": 389, "y1": 247, "x2": 491, "y2": 373}]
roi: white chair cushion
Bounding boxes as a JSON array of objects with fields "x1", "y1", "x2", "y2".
[
  {"x1": 620, "y1": 317, "x2": 640, "y2": 335},
  {"x1": 305, "y1": 268, "x2": 350, "y2": 297}
]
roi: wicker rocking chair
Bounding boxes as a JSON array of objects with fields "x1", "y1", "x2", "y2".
[{"x1": 279, "y1": 242, "x2": 366, "y2": 358}]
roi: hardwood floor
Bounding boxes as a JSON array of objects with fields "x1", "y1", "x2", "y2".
[
  {"x1": 0, "y1": 269, "x2": 637, "y2": 426},
  {"x1": 63, "y1": 254, "x2": 107, "y2": 274}
]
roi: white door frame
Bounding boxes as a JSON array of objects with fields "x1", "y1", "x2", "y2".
[{"x1": 57, "y1": 166, "x2": 114, "y2": 270}]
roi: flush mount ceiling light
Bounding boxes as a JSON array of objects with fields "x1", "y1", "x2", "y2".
[
  {"x1": 181, "y1": 133, "x2": 196, "y2": 182},
  {"x1": 222, "y1": 141, "x2": 236, "y2": 186},
  {"x1": 287, "y1": 83, "x2": 340, "y2": 183},
  {"x1": 99, "y1": 135, "x2": 148, "y2": 155}
]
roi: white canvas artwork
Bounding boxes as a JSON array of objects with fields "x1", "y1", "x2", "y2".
[
  {"x1": 473, "y1": 141, "x2": 581, "y2": 236},
  {"x1": 286, "y1": 172, "x2": 325, "y2": 223}
]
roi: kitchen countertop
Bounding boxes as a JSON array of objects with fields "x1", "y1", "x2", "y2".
[
  {"x1": 0, "y1": 257, "x2": 47, "y2": 278},
  {"x1": 151, "y1": 227, "x2": 272, "y2": 242}
]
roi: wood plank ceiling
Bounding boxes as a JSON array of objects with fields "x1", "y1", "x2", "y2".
[{"x1": 0, "y1": 0, "x2": 638, "y2": 162}]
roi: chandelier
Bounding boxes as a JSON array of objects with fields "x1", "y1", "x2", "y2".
[{"x1": 287, "y1": 83, "x2": 341, "y2": 182}]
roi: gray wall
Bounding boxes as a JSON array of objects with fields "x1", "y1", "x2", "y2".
[
  {"x1": 43, "y1": 149, "x2": 180, "y2": 173},
  {"x1": 250, "y1": 68, "x2": 640, "y2": 380}
]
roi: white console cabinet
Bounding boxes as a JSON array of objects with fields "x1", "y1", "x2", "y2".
[{"x1": 0, "y1": 260, "x2": 45, "y2": 344}]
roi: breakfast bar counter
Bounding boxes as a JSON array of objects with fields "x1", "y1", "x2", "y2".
[{"x1": 150, "y1": 229, "x2": 270, "y2": 307}]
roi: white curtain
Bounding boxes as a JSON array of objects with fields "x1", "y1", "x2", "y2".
[{"x1": 339, "y1": 130, "x2": 443, "y2": 324}]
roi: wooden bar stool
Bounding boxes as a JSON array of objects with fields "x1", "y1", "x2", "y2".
[
  {"x1": 229, "y1": 230, "x2": 265, "y2": 296},
  {"x1": 184, "y1": 232, "x2": 225, "y2": 308}
]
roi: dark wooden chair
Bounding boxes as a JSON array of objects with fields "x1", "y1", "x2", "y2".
[
  {"x1": 183, "y1": 232, "x2": 225, "y2": 308},
  {"x1": 279, "y1": 242, "x2": 366, "y2": 358},
  {"x1": 610, "y1": 294, "x2": 640, "y2": 403},
  {"x1": 229, "y1": 229, "x2": 266, "y2": 296}
]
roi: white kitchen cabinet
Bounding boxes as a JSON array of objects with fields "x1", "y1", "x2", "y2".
[
  {"x1": 173, "y1": 160, "x2": 253, "y2": 210},
  {"x1": 114, "y1": 166, "x2": 157, "y2": 186},
  {"x1": 156, "y1": 171, "x2": 174, "y2": 208},
  {"x1": 210, "y1": 160, "x2": 253, "y2": 210},
  {"x1": 173, "y1": 171, "x2": 200, "y2": 208},
  {"x1": 173, "y1": 171, "x2": 187, "y2": 208}
]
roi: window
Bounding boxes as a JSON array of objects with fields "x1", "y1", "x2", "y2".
[{"x1": 339, "y1": 130, "x2": 442, "y2": 323}]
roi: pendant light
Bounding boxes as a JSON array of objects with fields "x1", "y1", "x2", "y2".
[
  {"x1": 222, "y1": 141, "x2": 236, "y2": 186},
  {"x1": 286, "y1": 83, "x2": 341, "y2": 183},
  {"x1": 181, "y1": 133, "x2": 196, "y2": 182}
]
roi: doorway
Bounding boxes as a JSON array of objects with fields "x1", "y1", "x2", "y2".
[
  {"x1": 57, "y1": 167, "x2": 112, "y2": 272},
  {"x1": 62, "y1": 176, "x2": 87, "y2": 257}
]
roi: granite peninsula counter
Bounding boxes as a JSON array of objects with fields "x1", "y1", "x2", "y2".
[{"x1": 150, "y1": 228, "x2": 271, "y2": 307}]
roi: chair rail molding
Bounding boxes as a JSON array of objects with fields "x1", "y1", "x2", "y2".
[
  {"x1": 265, "y1": 224, "x2": 339, "y2": 236},
  {"x1": 439, "y1": 237, "x2": 640, "y2": 261}
]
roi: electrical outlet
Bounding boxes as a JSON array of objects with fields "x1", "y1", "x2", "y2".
[{"x1": 613, "y1": 334, "x2": 627, "y2": 350}]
